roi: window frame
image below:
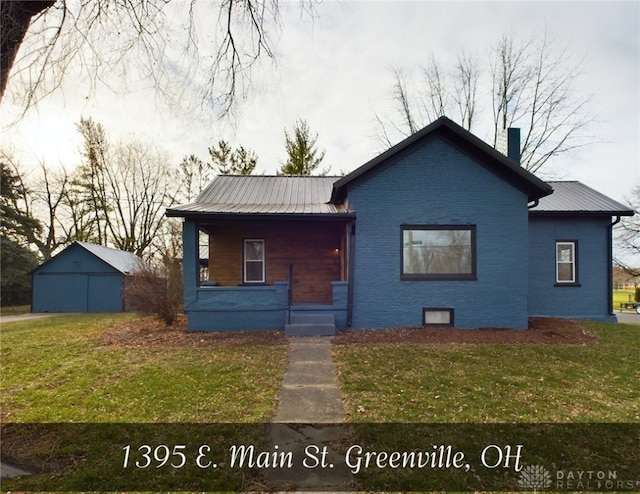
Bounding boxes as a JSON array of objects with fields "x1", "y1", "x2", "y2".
[
  {"x1": 400, "y1": 224, "x2": 477, "y2": 281},
  {"x1": 243, "y1": 238, "x2": 266, "y2": 284},
  {"x1": 422, "y1": 308, "x2": 455, "y2": 327},
  {"x1": 555, "y1": 240, "x2": 580, "y2": 286}
]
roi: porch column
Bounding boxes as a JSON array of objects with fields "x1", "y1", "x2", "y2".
[{"x1": 182, "y1": 219, "x2": 199, "y2": 308}]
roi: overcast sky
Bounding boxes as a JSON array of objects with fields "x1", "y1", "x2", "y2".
[{"x1": 2, "y1": 1, "x2": 638, "y2": 210}]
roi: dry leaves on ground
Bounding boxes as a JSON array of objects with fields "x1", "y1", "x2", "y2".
[{"x1": 98, "y1": 316, "x2": 596, "y2": 348}]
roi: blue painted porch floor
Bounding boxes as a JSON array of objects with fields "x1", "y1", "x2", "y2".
[{"x1": 284, "y1": 311, "x2": 336, "y2": 336}]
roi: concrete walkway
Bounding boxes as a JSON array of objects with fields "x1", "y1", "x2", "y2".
[
  {"x1": 0, "y1": 313, "x2": 70, "y2": 324},
  {"x1": 264, "y1": 337, "x2": 353, "y2": 491}
]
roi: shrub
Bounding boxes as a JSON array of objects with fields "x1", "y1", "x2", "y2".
[{"x1": 124, "y1": 257, "x2": 183, "y2": 325}]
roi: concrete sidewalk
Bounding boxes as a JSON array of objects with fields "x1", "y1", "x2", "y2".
[
  {"x1": 274, "y1": 338, "x2": 346, "y2": 423},
  {"x1": 264, "y1": 337, "x2": 353, "y2": 491}
]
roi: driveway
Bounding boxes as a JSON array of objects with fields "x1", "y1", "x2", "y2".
[
  {"x1": 0, "y1": 313, "x2": 71, "y2": 324},
  {"x1": 616, "y1": 312, "x2": 640, "y2": 324}
]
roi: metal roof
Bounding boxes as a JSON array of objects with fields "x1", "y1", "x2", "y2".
[
  {"x1": 76, "y1": 242, "x2": 143, "y2": 274},
  {"x1": 530, "y1": 181, "x2": 634, "y2": 216},
  {"x1": 167, "y1": 175, "x2": 354, "y2": 218}
]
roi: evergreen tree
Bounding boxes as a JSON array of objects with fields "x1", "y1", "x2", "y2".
[
  {"x1": 279, "y1": 119, "x2": 326, "y2": 176},
  {"x1": 0, "y1": 161, "x2": 42, "y2": 242},
  {"x1": 208, "y1": 140, "x2": 257, "y2": 175},
  {"x1": 0, "y1": 160, "x2": 41, "y2": 306}
]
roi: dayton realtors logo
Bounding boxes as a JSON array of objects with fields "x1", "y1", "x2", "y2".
[
  {"x1": 518, "y1": 465, "x2": 639, "y2": 492},
  {"x1": 517, "y1": 465, "x2": 552, "y2": 492}
]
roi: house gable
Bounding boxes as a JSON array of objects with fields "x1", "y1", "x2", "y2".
[{"x1": 331, "y1": 116, "x2": 552, "y2": 205}]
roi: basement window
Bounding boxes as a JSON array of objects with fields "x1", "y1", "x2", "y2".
[
  {"x1": 243, "y1": 239, "x2": 265, "y2": 283},
  {"x1": 423, "y1": 308, "x2": 454, "y2": 327}
]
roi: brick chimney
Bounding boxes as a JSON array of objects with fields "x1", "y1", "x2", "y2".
[{"x1": 496, "y1": 127, "x2": 521, "y2": 165}]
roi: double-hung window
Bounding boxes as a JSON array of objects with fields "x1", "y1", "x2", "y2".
[
  {"x1": 244, "y1": 239, "x2": 265, "y2": 283},
  {"x1": 401, "y1": 225, "x2": 477, "y2": 280},
  {"x1": 556, "y1": 241, "x2": 578, "y2": 285}
]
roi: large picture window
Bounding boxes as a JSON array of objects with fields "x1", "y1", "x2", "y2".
[
  {"x1": 243, "y1": 239, "x2": 265, "y2": 283},
  {"x1": 556, "y1": 241, "x2": 578, "y2": 285},
  {"x1": 401, "y1": 225, "x2": 476, "y2": 280}
]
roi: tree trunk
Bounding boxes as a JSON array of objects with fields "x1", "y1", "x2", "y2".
[{"x1": 0, "y1": 0, "x2": 56, "y2": 102}]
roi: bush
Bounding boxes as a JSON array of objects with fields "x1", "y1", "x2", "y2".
[{"x1": 124, "y1": 258, "x2": 183, "y2": 325}]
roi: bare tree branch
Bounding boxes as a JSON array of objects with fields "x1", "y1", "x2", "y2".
[
  {"x1": 377, "y1": 29, "x2": 595, "y2": 176},
  {"x1": 1, "y1": 0, "x2": 294, "y2": 118}
]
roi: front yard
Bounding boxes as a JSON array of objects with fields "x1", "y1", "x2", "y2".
[
  {"x1": 332, "y1": 320, "x2": 639, "y2": 422},
  {"x1": 1, "y1": 314, "x2": 289, "y2": 423},
  {"x1": 1, "y1": 314, "x2": 638, "y2": 491}
]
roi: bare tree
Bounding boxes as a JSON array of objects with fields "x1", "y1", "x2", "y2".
[
  {"x1": 453, "y1": 51, "x2": 479, "y2": 131},
  {"x1": 423, "y1": 55, "x2": 449, "y2": 122},
  {"x1": 0, "y1": 0, "x2": 299, "y2": 117},
  {"x1": 75, "y1": 118, "x2": 178, "y2": 258},
  {"x1": 376, "y1": 30, "x2": 594, "y2": 176},
  {"x1": 177, "y1": 155, "x2": 214, "y2": 204},
  {"x1": 616, "y1": 184, "x2": 640, "y2": 277},
  {"x1": 103, "y1": 139, "x2": 177, "y2": 256}
]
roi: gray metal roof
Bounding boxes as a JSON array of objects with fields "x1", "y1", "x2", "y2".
[
  {"x1": 530, "y1": 181, "x2": 633, "y2": 216},
  {"x1": 76, "y1": 242, "x2": 143, "y2": 274},
  {"x1": 167, "y1": 175, "x2": 353, "y2": 217}
]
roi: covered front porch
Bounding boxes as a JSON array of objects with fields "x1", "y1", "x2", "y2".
[{"x1": 180, "y1": 218, "x2": 353, "y2": 332}]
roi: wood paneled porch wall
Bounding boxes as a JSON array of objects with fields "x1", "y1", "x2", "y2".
[{"x1": 206, "y1": 220, "x2": 348, "y2": 303}]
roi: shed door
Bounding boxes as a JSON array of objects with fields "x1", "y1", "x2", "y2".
[
  {"x1": 34, "y1": 274, "x2": 89, "y2": 312},
  {"x1": 87, "y1": 274, "x2": 123, "y2": 311}
]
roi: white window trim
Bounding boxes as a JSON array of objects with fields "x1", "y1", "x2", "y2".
[
  {"x1": 243, "y1": 239, "x2": 266, "y2": 284},
  {"x1": 556, "y1": 241, "x2": 577, "y2": 284}
]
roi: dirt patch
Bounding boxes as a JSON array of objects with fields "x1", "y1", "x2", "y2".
[
  {"x1": 332, "y1": 317, "x2": 597, "y2": 345},
  {"x1": 98, "y1": 316, "x2": 596, "y2": 348},
  {"x1": 97, "y1": 315, "x2": 287, "y2": 347}
]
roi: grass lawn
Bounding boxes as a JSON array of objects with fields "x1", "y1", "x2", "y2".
[
  {"x1": 1, "y1": 314, "x2": 288, "y2": 422},
  {"x1": 614, "y1": 288, "x2": 637, "y2": 309},
  {"x1": 0, "y1": 304, "x2": 30, "y2": 316},
  {"x1": 332, "y1": 321, "x2": 639, "y2": 491},
  {"x1": 333, "y1": 321, "x2": 639, "y2": 422},
  {"x1": 1, "y1": 313, "x2": 289, "y2": 491}
]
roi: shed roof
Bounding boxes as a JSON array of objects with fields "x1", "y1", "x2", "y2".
[
  {"x1": 31, "y1": 241, "x2": 143, "y2": 276},
  {"x1": 166, "y1": 175, "x2": 354, "y2": 218},
  {"x1": 530, "y1": 181, "x2": 634, "y2": 217},
  {"x1": 74, "y1": 242, "x2": 142, "y2": 274}
]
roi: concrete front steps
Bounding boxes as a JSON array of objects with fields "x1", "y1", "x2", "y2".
[{"x1": 284, "y1": 311, "x2": 336, "y2": 336}]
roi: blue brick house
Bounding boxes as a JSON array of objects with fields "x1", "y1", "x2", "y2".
[{"x1": 167, "y1": 117, "x2": 633, "y2": 333}]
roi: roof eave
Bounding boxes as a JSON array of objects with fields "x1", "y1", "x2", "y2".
[
  {"x1": 529, "y1": 210, "x2": 635, "y2": 218},
  {"x1": 166, "y1": 210, "x2": 356, "y2": 221}
]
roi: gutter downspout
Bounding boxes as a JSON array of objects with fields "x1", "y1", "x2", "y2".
[
  {"x1": 608, "y1": 216, "x2": 622, "y2": 316},
  {"x1": 347, "y1": 221, "x2": 356, "y2": 328}
]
